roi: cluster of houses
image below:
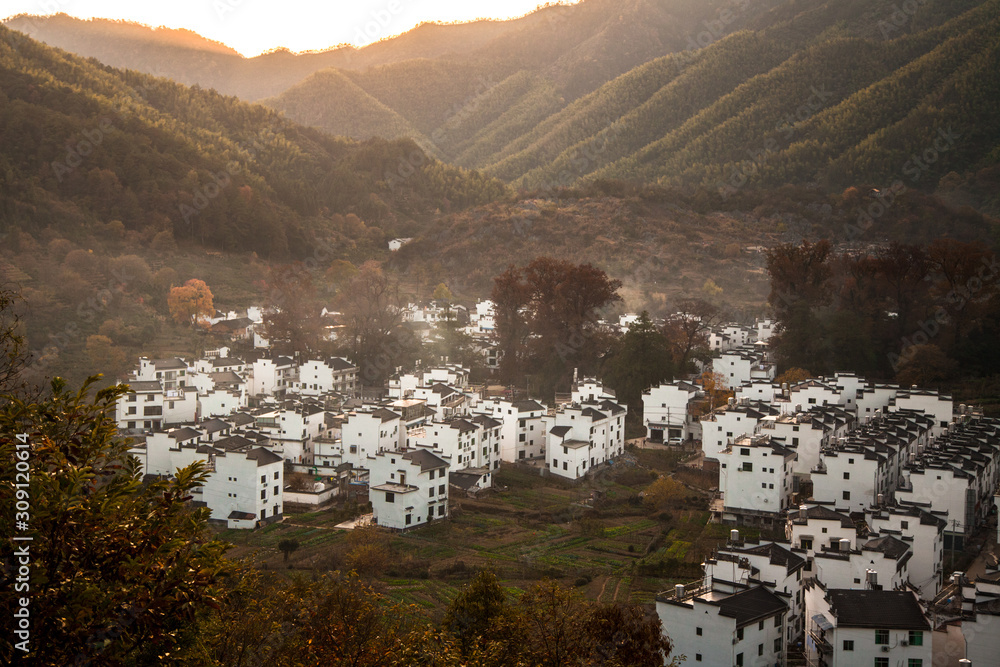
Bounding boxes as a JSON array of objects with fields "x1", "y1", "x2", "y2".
[
  {"x1": 117, "y1": 347, "x2": 627, "y2": 530},
  {"x1": 647, "y1": 365, "x2": 999, "y2": 666}
]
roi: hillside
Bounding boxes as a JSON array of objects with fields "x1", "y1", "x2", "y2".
[{"x1": 0, "y1": 24, "x2": 507, "y2": 260}]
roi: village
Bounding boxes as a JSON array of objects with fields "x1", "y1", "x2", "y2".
[{"x1": 116, "y1": 300, "x2": 1000, "y2": 667}]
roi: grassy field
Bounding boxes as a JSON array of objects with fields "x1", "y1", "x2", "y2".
[{"x1": 217, "y1": 447, "x2": 738, "y2": 615}]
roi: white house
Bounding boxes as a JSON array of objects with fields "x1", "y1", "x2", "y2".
[
  {"x1": 811, "y1": 535, "x2": 911, "y2": 593},
  {"x1": 865, "y1": 504, "x2": 946, "y2": 600},
  {"x1": 705, "y1": 537, "x2": 807, "y2": 645},
  {"x1": 713, "y1": 347, "x2": 776, "y2": 390},
  {"x1": 804, "y1": 585, "x2": 931, "y2": 667},
  {"x1": 475, "y1": 398, "x2": 548, "y2": 462},
  {"x1": 409, "y1": 417, "x2": 493, "y2": 484},
  {"x1": 656, "y1": 583, "x2": 787, "y2": 667},
  {"x1": 786, "y1": 505, "x2": 857, "y2": 559},
  {"x1": 248, "y1": 356, "x2": 296, "y2": 396},
  {"x1": 716, "y1": 434, "x2": 796, "y2": 523},
  {"x1": 701, "y1": 400, "x2": 781, "y2": 460},
  {"x1": 368, "y1": 448, "x2": 450, "y2": 530},
  {"x1": 642, "y1": 380, "x2": 703, "y2": 443},
  {"x1": 340, "y1": 408, "x2": 405, "y2": 467},
  {"x1": 961, "y1": 565, "x2": 1000, "y2": 667},
  {"x1": 290, "y1": 357, "x2": 358, "y2": 396},
  {"x1": 117, "y1": 380, "x2": 164, "y2": 431}
]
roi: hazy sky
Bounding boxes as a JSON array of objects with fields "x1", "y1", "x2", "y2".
[{"x1": 3, "y1": 0, "x2": 579, "y2": 56}]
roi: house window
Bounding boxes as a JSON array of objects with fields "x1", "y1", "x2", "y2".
[
  {"x1": 901, "y1": 521, "x2": 909, "y2": 529},
  {"x1": 127, "y1": 407, "x2": 136, "y2": 415},
  {"x1": 774, "y1": 638, "x2": 782, "y2": 652},
  {"x1": 908, "y1": 660, "x2": 922, "y2": 667},
  {"x1": 908, "y1": 631, "x2": 923, "y2": 646},
  {"x1": 875, "y1": 629, "x2": 889, "y2": 644},
  {"x1": 695, "y1": 655, "x2": 701, "y2": 662},
  {"x1": 260, "y1": 490, "x2": 266, "y2": 500},
  {"x1": 261, "y1": 475, "x2": 266, "y2": 484},
  {"x1": 775, "y1": 615, "x2": 781, "y2": 627},
  {"x1": 843, "y1": 472, "x2": 850, "y2": 480},
  {"x1": 438, "y1": 504, "x2": 445, "y2": 516},
  {"x1": 385, "y1": 492, "x2": 395, "y2": 503},
  {"x1": 843, "y1": 640, "x2": 854, "y2": 651},
  {"x1": 801, "y1": 538, "x2": 812, "y2": 550},
  {"x1": 429, "y1": 487, "x2": 435, "y2": 497},
  {"x1": 843, "y1": 491, "x2": 851, "y2": 500},
  {"x1": 735, "y1": 653, "x2": 743, "y2": 666},
  {"x1": 439, "y1": 484, "x2": 445, "y2": 494},
  {"x1": 740, "y1": 448, "x2": 750, "y2": 456},
  {"x1": 875, "y1": 660, "x2": 889, "y2": 667},
  {"x1": 405, "y1": 514, "x2": 411, "y2": 525},
  {"x1": 274, "y1": 472, "x2": 279, "y2": 480},
  {"x1": 742, "y1": 462, "x2": 753, "y2": 472},
  {"x1": 736, "y1": 628, "x2": 743, "y2": 641},
  {"x1": 519, "y1": 433, "x2": 526, "y2": 442},
  {"x1": 273, "y1": 486, "x2": 278, "y2": 495},
  {"x1": 758, "y1": 644, "x2": 763, "y2": 656},
  {"x1": 696, "y1": 627, "x2": 702, "y2": 636}
]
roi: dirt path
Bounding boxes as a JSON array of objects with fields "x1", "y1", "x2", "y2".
[
  {"x1": 611, "y1": 578, "x2": 623, "y2": 602},
  {"x1": 598, "y1": 576, "x2": 614, "y2": 602}
]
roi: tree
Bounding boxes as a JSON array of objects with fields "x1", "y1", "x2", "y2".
[
  {"x1": 442, "y1": 570, "x2": 518, "y2": 660},
  {"x1": 85, "y1": 334, "x2": 127, "y2": 378},
  {"x1": 642, "y1": 476, "x2": 687, "y2": 509},
  {"x1": 692, "y1": 370, "x2": 733, "y2": 418},
  {"x1": 167, "y1": 279, "x2": 214, "y2": 326},
  {"x1": 775, "y1": 367, "x2": 813, "y2": 385},
  {"x1": 324, "y1": 259, "x2": 358, "y2": 292},
  {"x1": 278, "y1": 539, "x2": 300, "y2": 564},
  {"x1": 433, "y1": 283, "x2": 453, "y2": 302},
  {"x1": 0, "y1": 284, "x2": 27, "y2": 395},
  {"x1": 337, "y1": 261, "x2": 404, "y2": 386},
  {"x1": 261, "y1": 265, "x2": 324, "y2": 355},
  {"x1": 602, "y1": 312, "x2": 673, "y2": 415},
  {"x1": 491, "y1": 258, "x2": 622, "y2": 394},
  {"x1": 662, "y1": 299, "x2": 722, "y2": 373},
  {"x1": 0, "y1": 377, "x2": 230, "y2": 665}
]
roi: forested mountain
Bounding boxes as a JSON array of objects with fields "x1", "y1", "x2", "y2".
[
  {"x1": 12, "y1": 0, "x2": 997, "y2": 198},
  {"x1": 0, "y1": 24, "x2": 507, "y2": 260}
]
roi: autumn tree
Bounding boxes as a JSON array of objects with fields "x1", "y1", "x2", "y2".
[
  {"x1": 337, "y1": 261, "x2": 405, "y2": 386},
  {"x1": 261, "y1": 264, "x2": 324, "y2": 355},
  {"x1": 85, "y1": 334, "x2": 128, "y2": 379},
  {"x1": 662, "y1": 298, "x2": 722, "y2": 373},
  {"x1": 167, "y1": 278, "x2": 214, "y2": 326},
  {"x1": 491, "y1": 258, "x2": 622, "y2": 395}
]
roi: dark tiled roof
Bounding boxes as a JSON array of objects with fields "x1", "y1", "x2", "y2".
[
  {"x1": 327, "y1": 357, "x2": 357, "y2": 371},
  {"x1": 471, "y1": 414, "x2": 501, "y2": 429},
  {"x1": 152, "y1": 358, "x2": 187, "y2": 370},
  {"x1": 550, "y1": 425, "x2": 572, "y2": 437},
  {"x1": 449, "y1": 419, "x2": 477, "y2": 433},
  {"x1": 170, "y1": 427, "x2": 201, "y2": 441},
  {"x1": 513, "y1": 399, "x2": 545, "y2": 412},
  {"x1": 228, "y1": 510, "x2": 257, "y2": 520},
  {"x1": 214, "y1": 435, "x2": 255, "y2": 452},
  {"x1": 739, "y1": 542, "x2": 806, "y2": 574},
  {"x1": 372, "y1": 408, "x2": 401, "y2": 422},
  {"x1": 201, "y1": 418, "x2": 231, "y2": 433},
  {"x1": 599, "y1": 399, "x2": 626, "y2": 415},
  {"x1": 126, "y1": 380, "x2": 162, "y2": 392},
  {"x1": 246, "y1": 447, "x2": 283, "y2": 467},
  {"x1": 402, "y1": 449, "x2": 448, "y2": 471},
  {"x1": 716, "y1": 586, "x2": 787, "y2": 628},
  {"x1": 863, "y1": 535, "x2": 910, "y2": 560},
  {"x1": 796, "y1": 505, "x2": 855, "y2": 529},
  {"x1": 827, "y1": 589, "x2": 929, "y2": 629}
]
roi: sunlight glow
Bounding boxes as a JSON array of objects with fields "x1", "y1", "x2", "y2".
[{"x1": 2, "y1": 0, "x2": 581, "y2": 56}]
